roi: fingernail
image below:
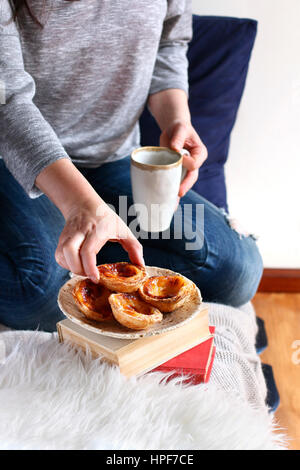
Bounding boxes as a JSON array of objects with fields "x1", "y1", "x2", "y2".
[{"x1": 91, "y1": 276, "x2": 99, "y2": 283}]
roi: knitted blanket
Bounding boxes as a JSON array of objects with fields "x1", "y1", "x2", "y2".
[{"x1": 209, "y1": 302, "x2": 267, "y2": 409}]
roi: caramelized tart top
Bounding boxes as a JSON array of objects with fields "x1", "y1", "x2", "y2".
[
  {"x1": 142, "y1": 275, "x2": 187, "y2": 299},
  {"x1": 73, "y1": 279, "x2": 113, "y2": 319},
  {"x1": 98, "y1": 262, "x2": 141, "y2": 279},
  {"x1": 110, "y1": 293, "x2": 157, "y2": 317},
  {"x1": 97, "y1": 262, "x2": 147, "y2": 293}
]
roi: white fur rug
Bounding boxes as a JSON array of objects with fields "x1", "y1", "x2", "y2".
[{"x1": 0, "y1": 330, "x2": 287, "y2": 450}]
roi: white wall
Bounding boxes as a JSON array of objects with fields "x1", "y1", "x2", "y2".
[{"x1": 192, "y1": 0, "x2": 300, "y2": 268}]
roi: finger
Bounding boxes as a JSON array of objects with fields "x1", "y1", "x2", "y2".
[
  {"x1": 183, "y1": 143, "x2": 207, "y2": 171},
  {"x1": 62, "y1": 232, "x2": 86, "y2": 276},
  {"x1": 170, "y1": 123, "x2": 187, "y2": 152},
  {"x1": 80, "y1": 231, "x2": 106, "y2": 282},
  {"x1": 179, "y1": 169, "x2": 199, "y2": 197},
  {"x1": 159, "y1": 129, "x2": 170, "y2": 148},
  {"x1": 119, "y1": 231, "x2": 145, "y2": 266},
  {"x1": 56, "y1": 228, "x2": 72, "y2": 267},
  {"x1": 55, "y1": 228, "x2": 77, "y2": 272},
  {"x1": 55, "y1": 249, "x2": 69, "y2": 271}
]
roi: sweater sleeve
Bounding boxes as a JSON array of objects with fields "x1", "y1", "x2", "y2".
[
  {"x1": 148, "y1": 0, "x2": 192, "y2": 97},
  {"x1": 0, "y1": 2, "x2": 70, "y2": 198}
]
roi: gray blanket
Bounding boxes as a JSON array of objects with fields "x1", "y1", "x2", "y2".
[{"x1": 209, "y1": 302, "x2": 267, "y2": 409}]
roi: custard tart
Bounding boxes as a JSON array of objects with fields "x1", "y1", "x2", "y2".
[
  {"x1": 138, "y1": 274, "x2": 193, "y2": 313},
  {"x1": 73, "y1": 279, "x2": 114, "y2": 322},
  {"x1": 97, "y1": 262, "x2": 147, "y2": 293},
  {"x1": 108, "y1": 293, "x2": 163, "y2": 330}
]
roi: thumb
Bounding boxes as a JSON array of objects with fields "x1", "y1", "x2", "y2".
[
  {"x1": 170, "y1": 123, "x2": 187, "y2": 152},
  {"x1": 119, "y1": 233, "x2": 145, "y2": 267},
  {"x1": 159, "y1": 129, "x2": 170, "y2": 148}
]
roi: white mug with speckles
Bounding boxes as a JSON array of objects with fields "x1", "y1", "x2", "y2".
[{"x1": 130, "y1": 146, "x2": 187, "y2": 232}]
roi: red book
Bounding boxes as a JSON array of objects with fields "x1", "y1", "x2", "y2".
[{"x1": 151, "y1": 326, "x2": 216, "y2": 385}]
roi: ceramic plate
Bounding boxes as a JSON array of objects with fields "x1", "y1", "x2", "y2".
[{"x1": 57, "y1": 266, "x2": 202, "y2": 339}]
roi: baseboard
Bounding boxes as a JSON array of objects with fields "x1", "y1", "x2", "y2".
[{"x1": 258, "y1": 269, "x2": 300, "y2": 293}]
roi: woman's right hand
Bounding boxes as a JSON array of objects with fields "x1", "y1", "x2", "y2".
[
  {"x1": 35, "y1": 159, "x2": 144, "y2": 283},
  {"x1": 55, "y1": 198, "x2": 144, "y2": 283}
]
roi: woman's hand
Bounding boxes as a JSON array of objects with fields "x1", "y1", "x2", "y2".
[
  {"x1": 35, "y1": 159, "x2": 144, "y2": 282},
  {"x1": 160, "y1": 119, "x2": 208, "y2": 197},
  {"x1": 147, "y1": 89, "x2": 207, "y2": 198},
  {"x1": 55, "y1": 198, "x2": 144, "y2": 283}
]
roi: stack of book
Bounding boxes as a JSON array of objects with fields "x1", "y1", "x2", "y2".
[
  {"x1": 152, "y1": 326, "x2": 215, "y2": 384},
  {"x1": 57, "y1": 305, "x2": 215, "y2": 383}
]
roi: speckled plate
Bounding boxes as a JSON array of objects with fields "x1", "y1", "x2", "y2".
[{"x1": 57, "y1": 266, "x2": 202, "y2": 339}]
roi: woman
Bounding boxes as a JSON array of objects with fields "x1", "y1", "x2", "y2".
[{"x1": 0, "y1": 0, "x2": 263, "y2": 331}]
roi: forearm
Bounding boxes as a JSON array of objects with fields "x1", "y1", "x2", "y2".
[
  {"x1": 35, "y1": 158, "x2": 106, "y2": 219},
  {"x1": 147, "y1": 88, "x2": 191, "y2": 131}
]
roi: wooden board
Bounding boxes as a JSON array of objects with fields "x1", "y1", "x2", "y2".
[
  {"x1": 253, "y1": 293, "x2": 300, "y2": 450},
  {"x1": 258, "y1": 269, "x2": 300, "y2": 292},
  {"x1": 57, "y1": 266, "x2": 202, "y2": 339}
]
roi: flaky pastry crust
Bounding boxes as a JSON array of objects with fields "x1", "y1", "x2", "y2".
[
  {"x1": 97, "y1": 262, "x2": 147, "y2": 293},
  {"x1": 138, "y1": 275, "x2": 193, "y2": 312},
  {"x1": 73, "y1": 279, "x2": 114, "y2": 322},
  {"x1": 108, "y1": 293, "x2": 163, "y2": 330}
]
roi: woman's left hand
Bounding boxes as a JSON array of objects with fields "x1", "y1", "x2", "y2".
[{"x1": 160, "y1": 120, "x2": 208, "y2": 197}]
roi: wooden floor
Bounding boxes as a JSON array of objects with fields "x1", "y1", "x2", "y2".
[{"x1": 252, "y1": 293, "x2": 300, "y2": 450}]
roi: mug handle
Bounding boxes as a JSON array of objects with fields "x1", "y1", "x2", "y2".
[{"x1": 180, "y1": 148, "x2": 190, "y2": 182}]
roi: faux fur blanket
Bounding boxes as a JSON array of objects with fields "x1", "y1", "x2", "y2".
[{"x1": 0, "y1": 320, "x2": 287, "y2": 450}]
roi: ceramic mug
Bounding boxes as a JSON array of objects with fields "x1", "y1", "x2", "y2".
[{"x1": 130, "y1": 146, "x2": 187, "y2": 232}]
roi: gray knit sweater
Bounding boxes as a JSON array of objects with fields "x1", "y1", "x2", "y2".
[{"x1": 0, "y1": 0, "x2": 192, "y2": 197}]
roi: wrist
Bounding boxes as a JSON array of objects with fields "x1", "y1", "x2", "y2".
[
  {"x1": 148, "y1": 89, "x2": 191, "y2": 132},
  {"x1": 61, "y1": 191, "x2": 108, "y2": 220},
  {"x1": 35, "y1": 159, "x2": 108, "y2": 220},
  {"x1": 166, "y1": 117, "x2": 191, "y2": 130}
]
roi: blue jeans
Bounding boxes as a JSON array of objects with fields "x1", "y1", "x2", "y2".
[{"x1": 0, "y1": 157, "x2": 263, "y2": 331}]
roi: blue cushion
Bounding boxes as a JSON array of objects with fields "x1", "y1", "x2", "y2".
[
  {"x1": 139, "y1": 15, "x2": 258, "y2": 211},
  {"x1": 261, "y1": 363, "x2": 280, "y2": 413},
  {"x1": 255, "y1": 317, "x2": 268, "y2": 354}
]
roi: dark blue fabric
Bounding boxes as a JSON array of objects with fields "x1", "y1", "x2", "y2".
[
  {"x1": 262, "y1": 363, "x2": 280, "y2": 413},
  {"x1": 139, "y1": 15, "x2": 258, "y2": 211},
  {"x1": 255, "y1": 316, "x2": 268, "y2": 354}
]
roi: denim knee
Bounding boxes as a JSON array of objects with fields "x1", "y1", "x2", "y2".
[
  {"x1": 0, "y1": 259, "x2": 68, "y2": 332},
  {"x1": 185, "y1": 233, "x2": 263, "y2": 307},
  {"x1": 214, "y1": 236, "x2": 263, "y2": 307}
]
